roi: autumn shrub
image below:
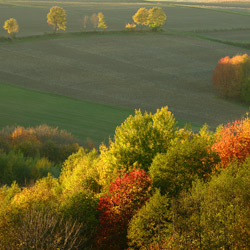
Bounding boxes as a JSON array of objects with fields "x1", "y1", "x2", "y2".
[
  {"x1": 0, "y1": 125, "x2": 79, "y2": 164},
  {"x1": 125, "y1": 23, "x2": 136, "y2": 31},
  {"x1": 95, "y1": 169, "x2": 152, "y2": 250},
  {"x1": 11, "y1": 175, "x2": 59, "y2": 210},
  {"x1": 212, "y1": 117, "x2": 250, "y2": 167},
  {"x1": 60, "y1": 148, "x2": 101, "y2": 195},
  {"x1": 149, "y1": 126, "x2": 219, "y2": 197},
  {"x1": 213, "y1": 54, "x2": 250, "y2": 102}
]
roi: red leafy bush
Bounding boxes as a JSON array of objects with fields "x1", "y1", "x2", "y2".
[
  {"x1": 96, "y1": 169, "x2": 152, "y2": 250},
  {"x1": 212, "y1": 118, "x2": 250, "y2": 167}
]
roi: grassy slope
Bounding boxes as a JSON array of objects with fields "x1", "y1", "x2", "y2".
[{"x1": 0, "y1": 82, "x2": 134, "y2": 145}]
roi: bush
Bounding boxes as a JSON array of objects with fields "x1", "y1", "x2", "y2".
[
  {"x1": 212, "y1": 117, "x2": 250, "y2": 167},
  {"x1": 0, "y1": 151, "x2": 60, "y2": 186}
]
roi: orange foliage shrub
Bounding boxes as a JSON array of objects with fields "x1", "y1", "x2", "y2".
[
  {"x1": 212, "y1": 117, "x2": 250, "y2": 167},
  {"x1": 213, "y1": 54, "x2": 250, "y2": 100}
]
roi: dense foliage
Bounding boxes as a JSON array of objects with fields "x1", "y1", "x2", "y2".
[
  {"x1": 47, "y1": 6, "x2": 67, "y2": 32},
  {"x1": 213, "y1": 54, "x2": 250, "y2": 102},
  {"x1": 3, "y1": 18, "x2": 19, "y2": 38},
  {"x1": 0, "y1": 107, "x2": 250, "y2": 249}
]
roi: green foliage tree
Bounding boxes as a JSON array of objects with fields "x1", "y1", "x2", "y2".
[
  {"x1": 60, "y1": 148, "x2": 101, "y2": 196},
  {"x1": 47, "y1": 6, "x2": 67, "y2": 33},
  {"x1": 100, "y1": 106, "x2": 176, "y2": 173},
  {"x1": 172, "y1": 160, "x2": 250, "y2": 249},
  {"x1": 147, "y1": 7, "x2": 167, "y2": 31},
  {"x1": 97, "y1": 12, "x2": 107, "y2": 30},
  {"x1": 3, "y1": 18, "x2": 19, "y2": 38},
  {"x1": 133, "y1": 8, "x2": 149, "y2": 27},
  {"x1": 128, "y1": 189, "x2": 171, "y2": 249},
  {"x1": 149, "y1": 126, "x2": 219, "y2": 197}
]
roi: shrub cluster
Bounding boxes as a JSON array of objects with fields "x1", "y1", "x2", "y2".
[
  {"x1": 0, "y1": 107, "x2": 250, "y2": 249},
  {"x1": 0, "y1": 125, "x2": 79, "y2": 186},
  {"x1": 213, "y1": 54, "x2": 250, "y2": 103}
]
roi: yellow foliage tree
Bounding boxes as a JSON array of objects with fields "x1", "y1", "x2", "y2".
[
  {"x1": 47, "y1": 6, "x2": 67, "y2": 33},
  {"x1": 97, "y1": 12, "x2": 107, "y2": 30},
  {"x1": 3, "y1": 18, "x2": 19, "y2": 38},
  {"x1": 133, "y1": 8, "x2": 149, "y2": 27},
  {"x1": 147, "y1": 7, "x2": 167, "y2": 30}
]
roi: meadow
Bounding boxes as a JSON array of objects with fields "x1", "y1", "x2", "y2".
[{"x1": 0, "y1": 0, "x2": 250, "y2": 144}]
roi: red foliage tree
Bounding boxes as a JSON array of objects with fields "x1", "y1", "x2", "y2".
[
  {"x1": 95, "y1": 169, "x2": 152, "y2": 250},
  {"x1": 212, "y1": 118, "x2": 250, "y2": 167},
  {"x1": 213, "y1": 54, "x2": 250, "y2": 98}
]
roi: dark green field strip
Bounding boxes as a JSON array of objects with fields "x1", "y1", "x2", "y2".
[{"x1": 0, "y1": 82, "x2": 133, "y2": 145}]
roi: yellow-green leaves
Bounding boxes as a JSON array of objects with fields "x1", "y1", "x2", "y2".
[
  {"x1": 133, "y1": 8, "x2": 149, "y2": 26},
  {"x1": 97, "y1": 12, "x2": 107, "y2": 30},
  {"x1": 47, "y1": 6, "x2": 67, "y2": 32},
  {"x1": 3, "y1": 18, "x2": 19, "y2": 38},
  {"x1": 148, "y1": 7, "x2": 167, "y2": 30},
  {"x1": 133, "y1": 7, "x2": 167, "y2": 31}
]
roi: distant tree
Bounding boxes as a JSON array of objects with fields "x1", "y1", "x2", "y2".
[
  {"x1": 147, "y1": 7, "x2": 167, "y2": 31},
  {"x1": 213, "y1": 54, "x2": 250, "y2": 101},
  {"x1": 3, "y1": 18, "x2": 19, "y2": 38},
  {"x1": 47, "y1": 6, "x2": 67, "y2": 33},
  {"x1": 90, "y1": 13, "x2": 99, "y2": 30},
  {"x1": 82, "y1": 15, "x2": 89, "y2": 30},
  {"x1": 97, "y1": 12, "x2": 107, "y2": 30},
  {"x1": 133, "y1": 8, "x2": 149, "y2": 28}
]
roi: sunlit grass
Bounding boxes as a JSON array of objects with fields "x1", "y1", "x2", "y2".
[{"x1": 0, "y1": 82, "x2": 133, "y2": 146}]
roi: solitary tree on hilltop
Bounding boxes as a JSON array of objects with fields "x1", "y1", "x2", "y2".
[
  {"x1": 47, "y1": 6, "x2": 67, "y2": 33},
  {"x1": 3, "y1": 18, "x2": 19, "y2": 38},
  {"x1": 148, "y1": 7, "x2": 166, "y2": 31}
]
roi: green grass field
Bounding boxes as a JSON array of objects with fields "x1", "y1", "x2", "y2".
[{"x1": 0, "y1": 82, "x2": 134, "y2": 145}]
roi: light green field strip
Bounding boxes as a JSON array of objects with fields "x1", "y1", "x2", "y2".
[
  {"x1": 0, "y1": 82, "x2": 202, "y2": 146},
  {"x1": 0, "y1": 82, "x2": 134, "y2": 145}
]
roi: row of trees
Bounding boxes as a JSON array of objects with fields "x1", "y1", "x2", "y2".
[
  {"x1": 0, "y1": 107, "x2": 250, "y2": 249},
  {"x1": 3, "y1": 6, "x2": 167, "y2": 38},
  {"x1": 213, "y1": 53, "x2": 250, "y2": 103}
]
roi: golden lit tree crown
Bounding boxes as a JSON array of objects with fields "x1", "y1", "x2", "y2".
[
  {"x1": 47, "y1": 6, "x2": 67, "y2": 32},
  {"x1": 97, "y1": 12, "x2": 107, "y2": 30},
  {"x1": 147, "y1": 7, "x2": 167, "y2": 28},
  {"x1": 133, "y1": 8, "x2": 149, "y2": 26},
  {"x1": 3, "y1": 18, "x2": 19, "y2": 35}
]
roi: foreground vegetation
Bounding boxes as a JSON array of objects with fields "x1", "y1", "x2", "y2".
[{"x1": 0, "y1": 107, "x2": 249, "y2": 249}]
